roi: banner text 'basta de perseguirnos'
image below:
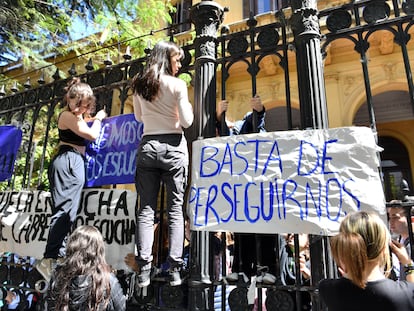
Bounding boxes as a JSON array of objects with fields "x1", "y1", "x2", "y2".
[{"x1": 188, "y1": 127, "x2": 385, "y2": 235}]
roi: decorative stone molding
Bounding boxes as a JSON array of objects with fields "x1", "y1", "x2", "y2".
[
  {"x1": 383, "y1": 62, "x2": 397, "y2": 81},
  {"x1": 379, "y1": 31, "x2": 395, "y2": 55}
]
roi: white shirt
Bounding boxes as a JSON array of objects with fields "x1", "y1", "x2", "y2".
[{"x1": 133, "y1": 74, "x2": 193, "y2": 135}]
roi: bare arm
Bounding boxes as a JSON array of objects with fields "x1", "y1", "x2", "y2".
[
  {"x1": 390, "y1": 239, "x2": 414, "y2": 282},
  {"x1": 217, "y1": 100, "x2": 229, "y2": 119},
  {"x1": 58, "y1": 109, "x2": 106, "y2": 141}
]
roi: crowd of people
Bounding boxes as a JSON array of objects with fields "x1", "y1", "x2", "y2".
[{"x1": 3, "y1": 40, "x2": 414, "y2": 310}]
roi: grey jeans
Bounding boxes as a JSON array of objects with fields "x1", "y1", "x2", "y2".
[
  {"x1": 135, "y1": 133, "x2": 189, "y2": 270},
  {"x1": 45, "y1": 145, "x2": 85, "y2": 258}
]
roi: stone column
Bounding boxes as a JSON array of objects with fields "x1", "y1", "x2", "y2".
[{"x1": 189, "y1": 1, "x2": 224, "y2": 310}]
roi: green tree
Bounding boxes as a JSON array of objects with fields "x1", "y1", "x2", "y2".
[{"x1": 0, "y1": 0, "x2": 174, "y2": 73}]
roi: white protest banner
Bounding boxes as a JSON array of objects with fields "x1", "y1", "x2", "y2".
[
  {"x1": 188, "y1": 126, "x2": 385, "y2": 235},
  {"x1": 0, "y1": 189, "x2": 136, "y2": 270}
]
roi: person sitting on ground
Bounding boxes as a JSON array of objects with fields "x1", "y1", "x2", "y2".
[
  {"x1": 43, "y1": 225, "x2": 126, "y2": 311},
  {"x1": 319, "y1": 211, "x2": 414, "y2": 311}
]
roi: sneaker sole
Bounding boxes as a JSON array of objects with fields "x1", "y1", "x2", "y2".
[
  {"x1": 137, "y1": 278, "x2": 150, "y2": 288},
  {"x1": 170, "y1": 279, "x2": 182, "y2": 286}
]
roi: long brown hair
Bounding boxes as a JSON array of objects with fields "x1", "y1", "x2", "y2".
[
  {"x1": 50, "y1": 225, "x2": 111, "y2": 310},
  {"x1": 131, "y1": 41, "x2": 183, "y2": 102},
  {"x1": 63, "y1": 77, "x2": 96, "y2": 113}
]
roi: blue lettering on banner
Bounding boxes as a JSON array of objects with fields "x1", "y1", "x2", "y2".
[
  {"x1": 200, "y1": 139, "x2": 283, "y2": 177},
  {"x1": 190, "y1": 136, "x2": 362, "y2": 229},
  {"x1": 297, "y1": 139, "x2": 338, "y2": 176}
]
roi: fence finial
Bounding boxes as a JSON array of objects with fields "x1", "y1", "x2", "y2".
[
  {"x1": 123, "y1": 46, "x2": 132, "y2": 61},
  {"x1": 68, "y1": 63, "x2": 77, "y2": 76},
  {"x1": 52, "y1": 68, "x2": 61, "y2": 81},
  {"x1": 104, "y1": 52, "x2": 113, "y2": 66},
  {"x1": 11, "y1": 81, "x2": 18, "y2": 93},
  {"x1": 85, "y1": 58, "x2": 94, "y2": 71},
  {"x1": 38, "y1": 70, "x2": 45, "y2": 85},
  {"x1": 24, "y1": 77, "x2": 31, "y2": 89},
  {"x1": 0, "y1": 85, "x2": 5, "y2": 97}
]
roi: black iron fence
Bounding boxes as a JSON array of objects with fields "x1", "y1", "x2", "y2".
[{"x1": 1, "y1": 1, "x2": 414, "y2": 310}]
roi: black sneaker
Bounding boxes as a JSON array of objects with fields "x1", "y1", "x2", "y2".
[
  {"x1": 136, "y1": 269, "x2": 151, "y2": 288},
  {"x1": 169, "y1": 269, "x2": 182, "y2": 286}
]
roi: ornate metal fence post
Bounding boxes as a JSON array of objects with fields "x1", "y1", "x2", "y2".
[
  {"x1": 289, "y1": 1, "x2": 329, "y2": 310},
  {"x1": 189, "y1": 1, "x2": 224, "y2": 310},
  {"x1": 190, "y1": 0, "x2": 224, "y2": 139},
  {"x1": 290, "y1": 0, "x2": 328, "y2": 129}
]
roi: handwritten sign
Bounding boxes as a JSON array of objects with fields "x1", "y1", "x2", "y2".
[
  {"x1": 0, "y1": 189, "x2": 136, "y2": 270},
  {"x1": 188, "y1": 127, "x2": 385, "y2": 235},
  {"x1": 86, "y1": 114, "x2": 143, "y2": 187},
  {"x1": 0, "y1": 125, "x2": 22, "y2": 182}
]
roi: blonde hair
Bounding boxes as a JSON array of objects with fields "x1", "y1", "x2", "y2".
[{"x1": 330, "y1": 211, "x2": 391, "y2": 288}]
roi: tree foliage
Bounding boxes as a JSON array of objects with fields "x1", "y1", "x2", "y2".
[{"x1": 0, "y1": 0, "x2": 174, "y2": 72}]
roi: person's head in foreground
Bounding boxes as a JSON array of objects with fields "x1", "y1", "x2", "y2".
[
  {"x1": 330, "y1": 211, "x2": 391, "y2": 288},
  {"x1": 49, "y1": 225, "x2": 111, "y2": 310}
]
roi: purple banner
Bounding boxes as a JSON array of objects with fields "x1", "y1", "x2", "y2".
[
  {"x1": 86, "y1": 114, "x2": 143, "y2": 187},
  {"x1": 0, "y1": 125, "x2": 23, "y2": 182}
]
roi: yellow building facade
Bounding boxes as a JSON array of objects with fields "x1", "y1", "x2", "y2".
[
  {"x1": 178, "y1": 0, "x2": 414, "y2": 201},
  {"x1": 1, "y1": 0, "x2": 413, "y2": 200}
]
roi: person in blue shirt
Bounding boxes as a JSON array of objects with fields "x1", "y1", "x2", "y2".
[{"x1": 216, "y1": 95, "x2": 266, "y2": 137}]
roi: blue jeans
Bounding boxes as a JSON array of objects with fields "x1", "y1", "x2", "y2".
[
  {"x1": 45, "y1": 145, "x2": 85, "y2": 258},
  {"x1": 135, "y1": 134, "x2": 189, "y2": 270}
]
